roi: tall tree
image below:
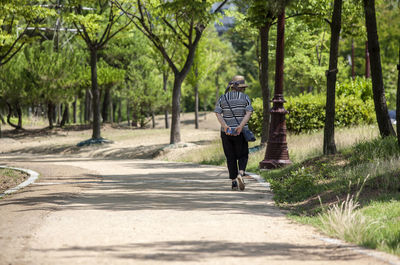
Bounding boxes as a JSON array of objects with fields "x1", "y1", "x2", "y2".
[
  {"x1": 67, "y1": 0, "x2": 131, "y2": 140},
  {"x1": 396, "y1": 45, "x2": 400, "y2": 147},
  {"x1": 323, "y1": 0, "x2": 342, "y2": 155},
  {"x1": 114, "y1": 0, "x2": 228, "y2": 144},
  {"x1": 246, "y1": 1, "x2": 277, "y2": 145},
  {"x1": 363, "y1": 0, "x2": 395, "y2": 137}
]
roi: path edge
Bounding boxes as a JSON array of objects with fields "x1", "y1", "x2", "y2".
[{"x1": 0, "y1": 166, "x2": 39, "y2": 198}]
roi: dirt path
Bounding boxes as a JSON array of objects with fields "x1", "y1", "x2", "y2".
[{"x1": 0, "y1": 154, "x2": 398, "y2": 265}]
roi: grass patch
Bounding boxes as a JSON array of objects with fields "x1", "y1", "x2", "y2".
[{"x1": 0, "y1": 168, "x2": 28, "y2": 193}]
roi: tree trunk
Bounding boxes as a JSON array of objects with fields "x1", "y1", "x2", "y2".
[
  {"x1": 47, "y1": 102, "x2": 54, "y2": 129},
  {"x1": 364, "y1": 0, "x2": 395, "y2": 137},
  {"x1": 56, "y1": 103, "x2": 61, "y2": 125},
  {"x1": 323, "y1": 0, "x2": 342, "y2": 155},
  {"x1": 396, "y1": 45, "x2": 400, "y2": 147},
  {"x1": 90, "y1": 48, "x2": 101, "y2": 139},
  {"x1": 102, "y1": 86, "x2": 111, "y2": 123},
  {"x1": 111, "y1": 98, "x2": 115, "y2": 124},
  {"x1": 72, "y1": 96, "x2": 77, "y2": 124},
  {"x1": 351, "y1": 38, "x2": 355, "y2": 80},
  {"x1": 365, "y1": 41, "x2": 371, "y2": 78},
  {"x1": 127, "y1": 103, "x2": 130, "y2": 126},
  {"x1": 15, "y1": 103, "x2": 22, "y2": 129},
  {"x1": 194, "y1": 67, "x2": 199, "y2": 129},
  {"x1": 60, "y1": 103, "x2": 69, "y2": 127},
  {"x1": 215, "y1": 71, "x2": 220, "y2": 105},
  {"x1": 118, "y1": 98, "x2": 122, "y2": 123},
  {"x1": 0, "y1": 113, "x2": 5, "y2": 124},
  {"x1": 6, "y1": 103, "x2": 19, "y2": 129},
  {"x1": 163, "y1": 71, "x2": 169, "y2": 129},
  {"x1": 259, "y1": 23, "x2": 272, "y2": 146},
  {"x1": 152, "y1": 111, "x2": 156, "y2": 128},
  {"x1": 84, "y1": 88, "x2": 91, "y2": 123},
  {"x1": 170, "y1": 76, "x2": 184, "y2": 144}
]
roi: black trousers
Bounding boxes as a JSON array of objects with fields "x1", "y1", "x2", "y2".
[{"x1": 220, "y1": 131, "x2": 249, "y2": 180}]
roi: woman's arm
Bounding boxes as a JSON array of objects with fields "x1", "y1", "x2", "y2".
[
  {"x1": 235, "y1": 111, "x2": 252, "y2": 134},
  {"x1": 215, "y1": 113, "x2": 230, "y2": 133}
]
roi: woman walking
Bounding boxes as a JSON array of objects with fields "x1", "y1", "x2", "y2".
[{"x1": 214, "y1": 75, "x2": 253, "y2": 191}]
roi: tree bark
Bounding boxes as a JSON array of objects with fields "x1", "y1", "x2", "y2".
[
  {"x1": 194, "y1": 68, "x2": 199, "y2": 129},
  {"x1": 259, "y1": 23, "x2": 272, "y2": 146},
  {"x1": 118, "y1": 98, "x2": 122, "y2": 123},
  {"x1": 323, "y1": 0, "x2": 342, "y2": 155},
  {"x1": 152, "y1": 111, "x2": 156, "y2": 128},
  {"x1": 111, "y1": 98, "x2": 115, "y2": 124},
  {"x1": 215, "y1": 71, "x2": 220, "y2": 105},
  {"x1": 90, "y1": 48, "x2": 101, "y2": 139},
  {"x1": 127, "y1": 103, "x2": 130, "y2": 127},
  {"x1": 163, "y1": 71, "x2": 169, "y2": 129},
  {"x1": 365, "y1": 41, "x2": 371, "y2": 78},
  {"x1": 396, "y1": 45, "x2": 400, "y2": 147},
  {"x1": 72, "y1": 96, "x2": 77, "y2": 124},
  {"x1": 56, "y1": 104, "x2": 61, "y2": 125},
  {"x1": 351, "y1": 39, "x2": 355, "y2": 80},
  {"x1": 102, "y1": 86, "x2": 111, "y2": 123},
  {"x1": 170, "y1": 76, "x2": 184, "y2": 144},
  {"x1": 60, "y1": 103, "x2": 69, "y2": 127},
  {"x1": 0, "y1": 113, "x2": 5, "y2": 124},
  {"x1": 6, "y1": 103, "x2": 20, "y2": 129},
  {"x1": 364, "y1": 0, "x2": 395, "y2": 137},
  {"x1": 47, "y1": 102, "x2": 54, "y2": 129},
  {"x1": 84, "y1": 88, "x2": 92, "y2": 123}
]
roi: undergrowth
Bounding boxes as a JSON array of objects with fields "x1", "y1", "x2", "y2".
[{"x1": 265, "y1": 136, "x2": 400, "y2": 255}]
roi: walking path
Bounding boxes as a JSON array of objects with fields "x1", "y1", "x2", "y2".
[{"x1": 0, "y1": 154, "x2": 398, "y2": 265}]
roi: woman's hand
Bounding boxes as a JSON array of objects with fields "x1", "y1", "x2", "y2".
[
  {"x1": 224, "y1": 125, "x2": 231, "y2": 135},
  {"x1": 235, "y1": 125, "x2": 243, "y2": 135}
]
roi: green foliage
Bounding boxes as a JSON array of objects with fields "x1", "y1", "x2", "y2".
[
  {"x1": 250, "y1": 92, "x2": 375, "y2": 134},
  {"x1": 23, "y1": 41, "x2": 83, "y2": 104},
  {"x1": 247, "y1": 97, "x2": 263, "y2": 137},
  {"x1": 269, "y1": 167, "x2": 318, "y2": 203},
  {"x1": 0, "y1": 0, "x2": 56, "y2": 66},
  {"x1": 336, "y1": 77, "x2": 373, "y2": 102}
]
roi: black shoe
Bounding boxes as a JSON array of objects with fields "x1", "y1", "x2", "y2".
[{"x1": 232, "y1": 180, "x2": 238, "y2": 190}]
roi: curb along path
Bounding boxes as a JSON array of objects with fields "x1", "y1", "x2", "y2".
[
  {"x1": 0, "y1": 155, "x2": 399, "y2": 265},
  {"x1": 0, "y1": 165, "x2": 39, "y2": 198}
]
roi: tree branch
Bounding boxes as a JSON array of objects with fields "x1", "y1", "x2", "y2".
[
  {"x1": 212, "y1": 0, "x2": 228, "y2": 14},
  {"x1": 162, "y1": 18, "x2": 189, "y2": 48}
]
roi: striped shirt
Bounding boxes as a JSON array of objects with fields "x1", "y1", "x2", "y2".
[{"x1": 214, "y1": 91, "x2": 254, "y2": 131}]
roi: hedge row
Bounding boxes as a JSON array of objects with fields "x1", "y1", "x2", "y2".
[{"x1": 249, "y1": 93, "x2": 375, "y2": 135}]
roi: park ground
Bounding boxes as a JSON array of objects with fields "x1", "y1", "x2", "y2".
[{"x1": 0, "y1": 112, "x2": 399, "y2": 264}]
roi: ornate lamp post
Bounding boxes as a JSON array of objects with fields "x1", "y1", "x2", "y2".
[{"x1": 259, "y1": 10, "x2": 291, "y2": 169}]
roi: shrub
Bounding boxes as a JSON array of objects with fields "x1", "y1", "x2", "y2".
[
  {"x1": 249, "y1": 93, "x2": 375, "y2": 134},
  {"x1": 336, "y1": 77, "x2": 373, "y2": 102},
  {"x1": 248, "y1": 97, "x2": 263, "y2": 137},
  {"x1": 269, "y1": 167, "x2": 318, "y2": 203}
]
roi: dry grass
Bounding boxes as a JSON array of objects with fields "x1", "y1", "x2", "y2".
[{"x1": 318, "y1": 195, "x2": 378, "y2": 245}]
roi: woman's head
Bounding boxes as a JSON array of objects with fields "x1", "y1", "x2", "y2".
[{"x1": 226, "y1": 75, "x2": 248, "y2": 93}]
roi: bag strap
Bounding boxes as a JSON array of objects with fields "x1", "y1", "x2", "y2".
[{"x1": 223, "y1": 93, "x2": 241, "y2": 127}]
